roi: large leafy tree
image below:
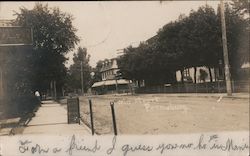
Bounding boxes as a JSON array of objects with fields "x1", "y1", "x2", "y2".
[
  {"x1": 118, "y1": 3, "x2": 249, "y2": 86},
  {"x1": 118, "y1": 40, "x2": 177, "y2": 86},
  {"x1": 185, "y1": 6, "x2": 221, "y2": 82},
  {"x1": 66, "y1": 47, "x2": 91, "y2": 93},
  {"x1": 217, "y1": 2, "x2": 249, "y2": 80},
  {"x1": 13, "y1": 3, "x2": 79, "y2": 94}
]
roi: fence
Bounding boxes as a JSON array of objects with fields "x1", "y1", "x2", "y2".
[{"x1": 135, "y1": 81, "x2": 249, "y2": 94}]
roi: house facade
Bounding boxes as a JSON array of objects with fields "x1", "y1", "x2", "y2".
[
  {"x1": 100, "y1": 58, "x2": 119, "y2": 81},
  {"x1": 91, "y1": 58, "x2": 131, "y2": 94}
]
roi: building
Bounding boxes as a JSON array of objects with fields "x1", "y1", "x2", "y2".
[
  {"x1": 100, "y1": 58, "x2": 119, "y2": 81},
  {"x1": 0, "y1": 19, "x2": 14, "y2": 26},
  {"x1": 91, "y1": 58, "x2": 131, "y2": 94},
  {"x1": 0, "y1": 20, "x2": 14, "y2": 98}
]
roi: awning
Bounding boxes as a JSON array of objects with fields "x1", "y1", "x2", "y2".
[
  {"x1": 92, "y1": 79, "x2": 130, "y2": 88},
  {"x1": 92, "y1": 81, "x2": 105, "y2": 87},
  {"x1": 117, "y1": 79, "x2": 130, "y2": 84}
]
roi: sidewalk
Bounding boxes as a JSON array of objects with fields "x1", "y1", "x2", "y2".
[{"x1": 22, "y1": 100, "x2": 91, "y2": 135}]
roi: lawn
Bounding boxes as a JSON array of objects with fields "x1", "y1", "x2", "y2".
[{"x1": 78, "y1": 94, "x2": 249, "y2": 135}]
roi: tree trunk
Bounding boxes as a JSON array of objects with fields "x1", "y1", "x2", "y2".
[
  {"x1": 208, "y1": 67, "x2": 213, "y2": 82},
  {"x1": 180, "y1": 69, "x2": 184, "y2": 84},
  {"x1": 138, "y1": 80, "x2": 141, "y2": 88},
  {"x1": 172, "y1": 71, "x2": 177, "y2": 84},
  {"x1": 194, "y1": 67, "x2": 197, "y2": 84},
  {"x1": 214, "y1": 68, "x2": 217, "y2": 82}
]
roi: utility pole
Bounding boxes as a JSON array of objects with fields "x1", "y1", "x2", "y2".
[
  {"x1": 0, "y1": 61, "x2": 3, "y2": 98},
  {"x1": 80, "y1": 61, "x2": 84, "y2": 95},
  {"x1": 0, "y1": 3, "x2": 3, "y2": 99},
  {"x1": 220, "y1": 0, "x2": 232, "y2": 96}
]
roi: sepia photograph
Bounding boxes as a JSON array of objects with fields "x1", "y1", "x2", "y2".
[{"x1": 0, "y1": 1, "x2": 249, "y2": 156}]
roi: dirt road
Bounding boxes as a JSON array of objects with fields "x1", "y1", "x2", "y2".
[{"x1": 79, "y1": 94, "x2": 249, "y2": 135}]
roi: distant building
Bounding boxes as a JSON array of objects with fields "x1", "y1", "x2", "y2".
[
  {"x1": 91, "y1": 58, "x2": 131, "y2": 94},
  {"x1": 100, "y1": 58, "x2": 119, "y2": 81},
  {"x1": 0, "y1": 19, "x2": 14, "y2": 26}
]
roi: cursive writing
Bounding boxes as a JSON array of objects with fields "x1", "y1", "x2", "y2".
[
  {"x1": 210, "y1": 138, "x2": 249, "y2": 151},
  {"x1": 106, "y1": 136, "x2": 117, "y2": 155},
  {"x1": 18, "y1": 140, "x2": 49, "y2": 154},
  {"x1": 16, "y1": 133, "x2": 249, "y2": 156},
  {"x1": 121, "y1": 144, "x2": 153, "y2": 156},
  {"x1": 65, "y1": 135, "x2": 101, "y2": 155},
  {"x1": 156, "y1": 142, "x2": 193, "y2": 154},
  {"x1": 194, "y1": 134, "x2": 207, "y2": 150}
]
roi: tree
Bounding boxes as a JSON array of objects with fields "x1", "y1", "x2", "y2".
[
  {"x1": 91, "y1": 60, "x2": 104, "y2": 83},
  {"x1": 118, "y1": 40, "x2": 177, "y2": 86},
  {"x1": 188, "y1": 6, "x2": 222, "y2": 82},
  {"x1": 13, "y1": 3, "x2": 79, "y2": 95},
  {"x1": 67, "y1": 47, "x2": 91, "y2": 93},
  {"x1": 118, "y1": 3, "x2": 249, "y2": 87},
  {"x1": 217, "y1": 2, "x2": 249, "y2": 80},
  {"x1": 231, "y1": 0, "x2": 250, "y2": 16}
]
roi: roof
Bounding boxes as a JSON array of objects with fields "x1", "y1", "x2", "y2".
[
  {"x1": 100, "y1": 58, "x2": 118, "y2": 72},
  {"x1": 92, "y1": 81, "x2": 105, "y2": 87},
  {"x1": 92, "y1": 79, "x2": 130, "y2": 88}
]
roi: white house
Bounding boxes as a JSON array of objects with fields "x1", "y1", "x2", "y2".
[{"x1": 91, "y1": 58, "x2": 131, "y2": 94}]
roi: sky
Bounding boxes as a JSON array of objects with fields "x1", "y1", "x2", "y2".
[{"x1": 0, "y1": 1, "x2": 221, "y2": 67}]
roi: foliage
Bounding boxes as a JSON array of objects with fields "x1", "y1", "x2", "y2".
[
  {"x1": 12, "y1": 3, "x2": 79, "y2": 94},
  {"x1": 118, "y1": 2, "x2": 249, "y2": 86},
  {"x1": 66, "y1": 47, "x2": 91, "y2": 93},
  {"x1": 91, "y1": 60, "x2": 104, "y2": 83},
  {"x1": 220, "y1": 3, "x2": 249, "y2": 80},
  {"x1": 231, "y1": 0, "x2": 250, "y2": 16},
  {"x1": 118, "y1": 41, "x2": 177, "y2": 86}
]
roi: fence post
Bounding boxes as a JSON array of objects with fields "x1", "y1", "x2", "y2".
[
  {"x1": 110, "y1": 102, "x2": 117, "y2": 135},
  {"x1": 77, "y1": 98, "x2": 80, "y2": 125},
  {"x1": 217, "y1": 81, "x2": 220, "y2": 93},
  {"x1": 88, "y1": 99, "x2": 95, "y2": 135},
  {"x1": 232, "y1": 80, "x2": 235, "y2": 93}
]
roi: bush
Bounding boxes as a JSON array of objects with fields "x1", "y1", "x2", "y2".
[{"x1": 0, "y1": 94, "x2": 39, "y2": 119}]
